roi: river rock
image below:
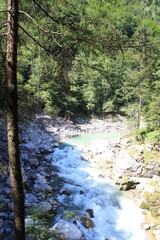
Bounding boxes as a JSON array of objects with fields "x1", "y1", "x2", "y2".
[
  {"x1": 114, "y1": 149, "x2": 142, "y2": 177},
  {"x1": 86, "y1": 209, "x2": 94, "y2": 218},
  {"x1": 25, "y1": 142, "x2": 35, "y2": 151},
  {"x1": 27, "y1": 158, "x2": 39, "y2": 167},
  {"x1": 34, "y1": 183, "x2": 52, "y2": 192},
  {"x1": 21, "y1": 168, "x2": 27, "y2": 183},
  {"x1": 50, "y1": 221, "x2": 83, "y2": 240},
  {"x1": 47, "y1": 197, "x2": 59, "y2": 211},
  {"x1": 0, "y1": 200, "x2": 8, "y2": 211},
  {"x1": 39, "y1": 201, "x2": 52, "y2": 213},
  {"x1": 119, "y1": 179, "x2": 140, "y2": 191},
  {"x1": 35, "y1": 173, "x2": 47, "y2": 184},
  {"x1": 44, "y1": 155, "x2": 52, "y2": 162},
  {"x1": 80, "y1": 216, "x2": 95, "y2": 228},
  {"x1": 25, "y1": 193, "x2": 38, "y2": 207}
]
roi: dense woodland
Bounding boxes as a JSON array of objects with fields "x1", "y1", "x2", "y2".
[
  {"x1": 0, "y1": 1, "x2": 160, "y2": 239},
  {"x1": 1, "y1": 0, "x2": 160, "y2": 136}
]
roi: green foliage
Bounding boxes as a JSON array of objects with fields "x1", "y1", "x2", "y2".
[
  {"x1": 103, "y1": 100, "x2": 115, "y2": 113},
  {"x1": 136, "y1": 127, "x2": 160, "y2": 142},
  {"x1": 141, "y1": 183, "x2": 160, "y2": 223},
  {"x1": 1, "y1": 0, "x2": 160, "y2": 128},
  {"x1": 143, "y1": 147, "x2": 160, "y2": 163},
  {"x1": 26, "y1": 211, "x2": 58, "y2": 240},
  {"x1": 121, "y1": 103, "x2": 139, "y2": 130},
  {"x1": 62, "y1": 210, "x2": 77, "y2": 220}
]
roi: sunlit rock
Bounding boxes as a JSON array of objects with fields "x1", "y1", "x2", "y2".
[
  {"x1": 50, "y1": 221, "x2": 83, "y2": 240},
  {"x1": 80, "y1": 216, "x2": 95, "y2": 229},
  {"x1": 119, "y1": 179, "x2": 140, "y2": 191}
]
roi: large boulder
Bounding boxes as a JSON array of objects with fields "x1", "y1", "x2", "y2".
[
  {"x1": 50, "y1": 221, "x2": 83, "y2": 240},
  {"x1": 114, "y1": 149, "x2": 142, "y2": 178}
]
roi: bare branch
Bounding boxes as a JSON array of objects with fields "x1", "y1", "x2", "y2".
[
  {"x1": 0, "y1": 10, "x2": 8, "y2": 13},
  {"x1": 19, "y1": 24, "x2": 52, "y2": 52},
  {"x1": 31, "y1": 0, "x2": 84, "y2": 32},
  {"x1": 51, "y1": 38, "x2": 62, "y2": 48},
  {"x1": 19, "y1": 10, "x2": 62, "y2": 35},
  {"x1": 19, "y1": 22, "x2": 62, "y2": 48}
]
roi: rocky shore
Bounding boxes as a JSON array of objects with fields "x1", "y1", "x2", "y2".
[
  {"x1": 81, "y1": 134, "x2": 160, "y2": 239},
  {"x1": 0, "y1": 114, "x2": 159, "y2": 239}
]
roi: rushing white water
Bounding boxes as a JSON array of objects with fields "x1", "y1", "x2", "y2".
[{"x1": 51, "y1": 141, "x2": 146, "y2": 240}]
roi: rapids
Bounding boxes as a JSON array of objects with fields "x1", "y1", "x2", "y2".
[{"x1": 51, "y1": 134, "x2": 146, "y2": 240}]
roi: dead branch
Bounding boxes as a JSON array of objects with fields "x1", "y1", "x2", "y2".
[
  {"x1": 19, "y1": 10, "x2": 62, "y2": 35},
  {"x1": 19, "y1": 24, "x2": 52, "y2": 52}
]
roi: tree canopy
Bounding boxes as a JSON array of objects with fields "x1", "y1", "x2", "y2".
[{"x1": 0, "y1": 0, "x2": 160, "y2": 132}]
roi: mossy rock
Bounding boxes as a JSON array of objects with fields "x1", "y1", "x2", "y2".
[
  {"x1": 141, "y1": 190, "x2": 160, "y2": 223},
  {"x1": 119, "y1": 179, "x2": 140, "y2": 191}
]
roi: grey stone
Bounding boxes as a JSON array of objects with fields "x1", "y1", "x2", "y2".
[
  {"x1": 44, "y1": 155, "x2": 52, "y2": 162},
  {"x1": 0, "y1": 194, "x2": 6, "y2": 200},
  {"x1": 80, "y1": 216, "x2": 95, "y2": 229},
  {"x1": 39, "y1": 201, "x2": 52, "y2": 213},
  {"x1": 25, "y1": 142, "x2": 35, "y2": 151},
  {"x1": 9, "y1": 212, "x2": 14, "y2": 220},
  {"x1": 6, "y1": 177, "x2": 11, "y2": 187},
  {"x1": 35, "y1": 173, "x2": 47, "y2": 184},
  {"x1": 25, "y1": 193, "x2": 38, "y2": 207},
  {"x1": 0, "y1": 212, "x2": 8, "y2": 219},
  {"x1": 0, "y1": 200, "x2": 8, "y2": 211},
  {"x1": 3, "y1": 187, "x2": 11, "y2": 195},
  {"x1": 27, "y1": 158, "x2": 39, "y2": 167},
  {"x1": 50, "y1": 221, "x2": 82, "y2": 240}
]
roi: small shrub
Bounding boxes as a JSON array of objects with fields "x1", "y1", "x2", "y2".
[
  {"x1": 62, "y1": 210, "x2": 77, "y2": 220},
  {"x1": 26, "y1": 210, "x2": 58, "y2": 240}
]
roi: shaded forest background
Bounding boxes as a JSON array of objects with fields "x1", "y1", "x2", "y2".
[{"x1": 0, "y1": 0, "x2": 160, "y2": 137}]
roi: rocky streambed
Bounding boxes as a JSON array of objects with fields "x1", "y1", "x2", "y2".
[{"x1": 0, "y1": 114, "x2": 160, "y2": 239}]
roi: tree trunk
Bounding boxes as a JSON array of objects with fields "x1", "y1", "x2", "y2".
[
  {"x1": 138, "y1": 47, "x2": 144, "y2": 129},
  {"x1": 138, "y1": 83, "x2": 142, "y2": 129},
  {"x1": 6, "y1": 1, "x2": 25, "y2": 239}
]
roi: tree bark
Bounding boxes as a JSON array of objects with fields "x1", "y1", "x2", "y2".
[
  {"x1": 6, "y1": 0, "x2": 25, "y2": 239},
  {"x1": 138, "y1": 83, "x2": 142, "y2": 129},
  {"x1": 138, "y1": 47, "x2": 144, "y2": 129}
]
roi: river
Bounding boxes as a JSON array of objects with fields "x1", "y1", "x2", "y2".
[{"x1": 51, "y1": 133, "x2": 146, "y2": 240}]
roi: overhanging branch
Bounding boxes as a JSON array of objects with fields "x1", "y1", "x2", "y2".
[
  {"x1": 19, "y1": 10, "x2": 62, "y2": 35},
  {"x1": 19, "y1": 24, "x2": 52, "y2": 53}
]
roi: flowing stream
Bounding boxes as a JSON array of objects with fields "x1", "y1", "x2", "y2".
[{"x1": 51, "y1": 133, "x2": 146, "y2": 240}]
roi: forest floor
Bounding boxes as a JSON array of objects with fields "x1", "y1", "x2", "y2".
[{"x1": 0, "y1": 113, "x2": 160, "y2": 239}]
